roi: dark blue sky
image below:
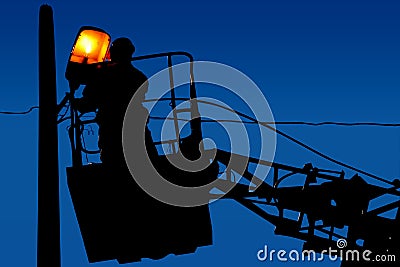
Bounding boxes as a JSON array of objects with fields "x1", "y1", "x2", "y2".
[{"x1": 0, "y1": 0, "x2": 399, "y2": 266}]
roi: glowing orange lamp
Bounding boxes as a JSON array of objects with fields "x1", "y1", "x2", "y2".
[
  {"x1": 69, "y1": 27, "x2": 111, "y2": 64},
  {"x1": 66, "y1": 26, "x2": 111, "y2": 87}
]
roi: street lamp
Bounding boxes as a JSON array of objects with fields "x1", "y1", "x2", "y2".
[
  {"x1": 65, "y1": 26, "x2": 111, "y2": 88},
  {"x1": 69, "y1": 26, "x2": 110, "y2": 64}
]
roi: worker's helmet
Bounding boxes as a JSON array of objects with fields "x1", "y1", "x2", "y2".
[{"x1": 109, "y1": 37, "x2": 135, "y2": 62}]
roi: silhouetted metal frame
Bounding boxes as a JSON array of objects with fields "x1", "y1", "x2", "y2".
[
  {"x1": 131, "y1": 52, "x2": 203, "y2": 152},
  {"x1": 215, "y1": 148, "x2": 400, "y2": 256}
]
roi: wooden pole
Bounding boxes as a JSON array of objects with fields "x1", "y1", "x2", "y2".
[{"x1": 37, "y1": 5, "x2": 61, "y2": 267}]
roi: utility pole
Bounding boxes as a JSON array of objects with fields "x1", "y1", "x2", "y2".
[{"x1": 37, "y1": 5, "x2": 61, "y2": 267}]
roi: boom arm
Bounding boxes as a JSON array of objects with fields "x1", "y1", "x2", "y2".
[{"x1": 213, "y1": 149, "x2": 400, "y2": 266}]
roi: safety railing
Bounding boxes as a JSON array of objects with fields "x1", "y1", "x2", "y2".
[{"x1": 67, "y1": 51, "x2": 201, "y2": 166}]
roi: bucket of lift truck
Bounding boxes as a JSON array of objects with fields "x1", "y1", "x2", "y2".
[{"x1": 66, "y1": 157, "x2": 218, "y2": 264}]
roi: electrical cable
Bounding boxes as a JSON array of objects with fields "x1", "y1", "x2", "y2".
[
  {"x1": 0, "y1": 106, "x2": 39, "y2": 115},
  {"x1": 2, "y1": 103, "x2": 398, "y2": 186},
  {"x1": 274, "y1": 121, "x2": 400, "y2": 127},
  {"x1": 80, "y1": 126, "x2": 90, "y2": 163},
  {"x1": 149, "y1": 116, "x2": 400, "y2": 127},
  {"x1": 58, "y1": 102, "x2": 70, "y2": 121},
  {"x1": 2, "y1": 105, "x2": 399, "y2": 127},
  {"x1": 147, "y1": 98, "x2": 397, "y2": 186}
]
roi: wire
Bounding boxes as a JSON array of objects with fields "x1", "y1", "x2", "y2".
[
  {"x1": 167, "y1": 99, "x2": 396, "y2": 186},
  {"x1": 58, "y1": 114, "x2": 96, "y2": 124},
  {"x1": 151, "y1": 115, "x2": 395, "y2": 185},
  {"x1": 149, "y1": 116, "x2": 400, "y2": 127},
  {"x1": 275, "y1": 122, "x2": 400, "y2": 127},
  {"x1": 2, "y1": 105, "x2": 399, "y2": 128},
  {"x1": 0, "y1": 106, "x2": 39, "y2": 115},
  {"x1": 1, "y1": 103, "x2": 398, "y2": 186},
  {"x1": 1, "y1": 102, "x2": 69, "y2": 119},
  {"x1": 58, "y1": 102, "x2": 70, "y2": 121},
  {"x1": 80, "y1": 126, "x2": 90, "y2": 163},
  {"x1": 57, "y1": 116, "x2": 71, "y2": 124}
]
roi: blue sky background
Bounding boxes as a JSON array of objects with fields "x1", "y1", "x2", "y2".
[{"x1": 0, "y1": 0, "x2": 399, "y2": 266}]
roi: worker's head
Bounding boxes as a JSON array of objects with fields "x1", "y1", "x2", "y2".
[{"x1": 109, "y1": 37, "x2": 135, "y2": 62}]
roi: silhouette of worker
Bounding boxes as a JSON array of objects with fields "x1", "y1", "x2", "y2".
[
  {"x1": 68, "y1": 37, "x2": 215, "y2": 264},
  {"x1": 75, "y1": 37, "x2": 156, "y2": 166}
]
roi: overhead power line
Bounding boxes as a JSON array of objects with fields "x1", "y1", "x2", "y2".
[
  {"x1": 192, "y1": 99, "x2": 398, "y2": 187},
  {"x1": 1, "y1": 103, "x2": 399, "y2": 186},
  {"x1": 276, "y1": 121, "x2": 400, "y2": 127},
  {"x1": 0, "y1": 106, "x2": 39, "y2": 115},
  {"x1": 149, "y1": 116, "x2": 400, "y2": 127},
  {"x1": 2, "y1": 105, "x2": 400, "y2": 128}
]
